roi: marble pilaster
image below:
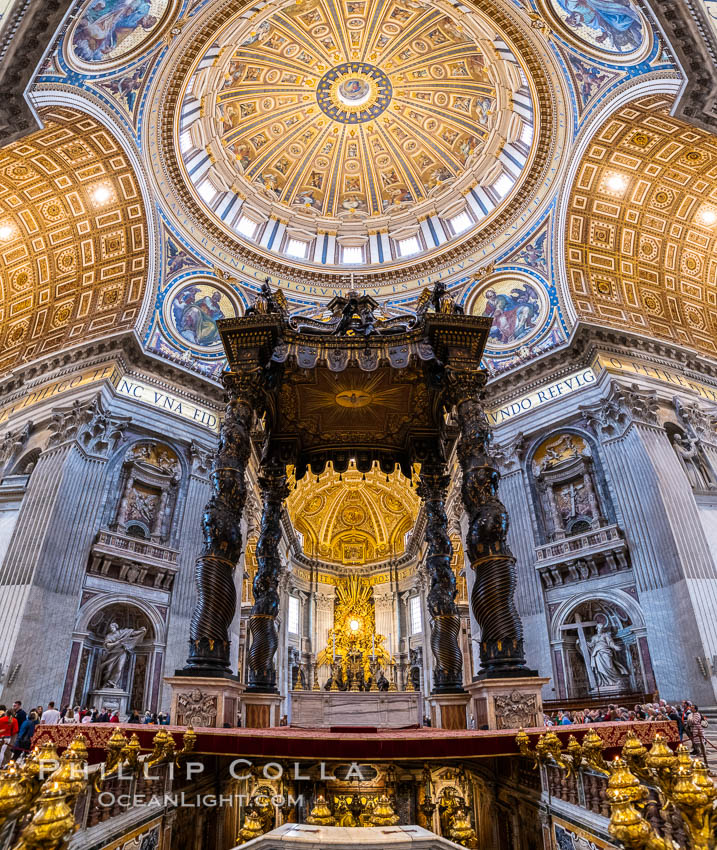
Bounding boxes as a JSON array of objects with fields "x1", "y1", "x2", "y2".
[
  {"x1": 585, "y1": 388, "x2": 716, "y2": 702},
  {"x1": 0, "y1": 395, "x2": 127, "y2": 706}
]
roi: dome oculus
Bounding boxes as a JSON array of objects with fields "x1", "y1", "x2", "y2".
[{"x1": 317, "y1": 62, "x2": 392, "y2": 123}]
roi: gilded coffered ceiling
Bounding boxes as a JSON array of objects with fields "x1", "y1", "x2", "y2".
[
  {"x1": 0, "y1": 106, "x2": 149, "y2": 375},
  {"x1": 287, "y1": 460, "x2": 419, "y2": 565},
  {"x1": 565, "y1": 94, "x2": 717, "y2": 357}
]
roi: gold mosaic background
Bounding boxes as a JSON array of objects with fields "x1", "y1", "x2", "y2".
[
  {"x1": 566, "y1": 94, "x2": 717, "y2": 357},
  {"x1": 0, "y1": 106, "x2": 149, "y2": 374}
]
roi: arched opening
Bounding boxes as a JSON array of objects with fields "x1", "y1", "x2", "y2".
[
  {"x1": 71, "y1": 602, "x2": 161, "y2": 716},
  {"x1": 552, "y1": 596, "x2": 652, "y2": 700}
]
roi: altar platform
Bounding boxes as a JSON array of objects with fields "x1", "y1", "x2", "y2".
[
  {"x1": 290, "y1": 690, "x2": 423, "y2": 728},
  {"x1": 33, "y1": 719, "x2": 678, "y2": 762}
]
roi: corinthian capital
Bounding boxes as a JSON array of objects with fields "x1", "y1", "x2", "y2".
[
  {"x1": 444, "y1": 366, "x2": 487, "y2": 409},
  {"x1": 674, "y1": 397, "x2": 717, "y2": 446},
  {"x1": 580, "y1": 380, "x2": 659, "y2": 438},
  {"x1": 46, "y1": 395, "x2": 129, "y2": 457}
]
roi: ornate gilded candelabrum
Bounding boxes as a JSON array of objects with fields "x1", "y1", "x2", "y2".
[
  {"x1": 0, "y1": 736, "x2": 87, "y2": 833},
  {"x1": 237, "y1": 809, "x2": 265, "y2": 844},
  {"x1": 11, "y1": 781, "x2": 78, "y2": 850},
  {"x1": 388, "y1": 660, "x2": 398, "y2": 692},
  {"x1": 448, "y1": 806, "x2": 477, "y2": 849},
  {"x1": 370, "y1": 794, "x2": 400, "y2": 826},
  {"x1": 306, "y1": 795, "x2": 336, "y2": 825},
  {"x1": 516, "y1": 727, "x2": 717, "y2": 850},
  {"x1": 606, "y1": 759, "x2": 671, "y2": 850},
  {"x1": 46, "y1": 735, "x2": 89, "y2": 805},
  {"x1": 0, "y1": 761, "x2": 29, "y2": 827}
]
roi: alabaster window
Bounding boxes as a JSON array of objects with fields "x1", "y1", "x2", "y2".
[
  {"x1": 409, "y1": 595, "x2": 422, "y2": 635},
  {"x1": 286, "y1": 238, "x2": 308, "y2": 259},
  {"x1": 341, "y1": 246, "x2": 363, "y2": 264},
  {"x1": 288, "y1": 595, "x2": 300, "y2": 636},
  {"x1": 449, "y1": 211, "x2": 472, "y2": 235},
  {"x1": 398, "y1": 236, "x2": 420, "y2": 257},
  {"x1": 236, "y1": 215, "x2": 258, "y2": 239}
]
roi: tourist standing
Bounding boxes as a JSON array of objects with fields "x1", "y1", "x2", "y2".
[
  {"x1": 686, "y1": 704, "x2": 708, "y2": 762},
  {"x1": 11, "y1": 711, "x2": 38, "y2": 762},
  {"x1": 12, "y1": 701, "x2": 26, "y2": 728},
  {"x1": 40, "y1": 702, "x2": 61, "y2": 725},
  {"x1": 0, "y1": 708, "x2": 18, "y2": 765}
]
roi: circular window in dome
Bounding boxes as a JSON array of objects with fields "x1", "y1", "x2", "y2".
[{"x1": 163, "y1": 278, "x2": 240, "y2": 353}]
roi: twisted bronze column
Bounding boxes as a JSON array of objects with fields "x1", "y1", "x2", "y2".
[
  {"x1": 417, "y1": 457, "x2": 464, "y2": 692},
  {"x1": 184, "y1": 372, "x2": 261, "y2": 675},
  {"x1": 447, "y1": 368, "x2": 532, "y2": 678},
  {"x1": 247, "y1": 458, "x2": 289, "y2": 692}
]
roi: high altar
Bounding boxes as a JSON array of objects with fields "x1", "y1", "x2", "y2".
[{"x1": 166, "y1": 283, "x2": 544, "y2": 731}]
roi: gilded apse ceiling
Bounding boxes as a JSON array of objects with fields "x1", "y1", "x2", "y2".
[
  {"x1": 287, "y1": 460, "x2": 419, "y2": 565},
  {"x1": 0, "y1": 106, "x2": 149, "y2": 375},
  {"x1": 565, "y1": 94, "x2": 717, "y2": 357}
]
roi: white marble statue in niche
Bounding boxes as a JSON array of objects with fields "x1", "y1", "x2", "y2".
[
  {"x1": 586, "y1": 622, "x2": 629, "y2": 688},
  {"x1": 98, "y1": 621, "x2": 147, "y2": 689},
  {"x1": 671, "y1": 432, "x2": 717, "y2": 491}
]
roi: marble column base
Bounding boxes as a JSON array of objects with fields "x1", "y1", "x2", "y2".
[
  {"x1": 88, "y1": 688, "x2": 129, "y2": 719},
  {"x1": 466, "y1": 676, "x2": 550, "y2": 730},
  {"x1": 241, "y1": 691, "x2": 282, "y2": 728},
  {"x1": 165, "y1": 675, "x2": 245, "y2": 729},
  {"x1": 427, "y1": 692, "x2": 469, "y2": 730}
]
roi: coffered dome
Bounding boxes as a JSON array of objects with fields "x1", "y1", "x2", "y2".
[{"x1": 145, "y1": 0, "x2": 565, "y2": 296}]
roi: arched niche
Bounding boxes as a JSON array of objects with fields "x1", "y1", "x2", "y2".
[
  {"x1": 70, "y1": 598, "x2": 166, "y2": 714},
  {"x1": 113, "y1": 441, "x2": 181, "y2": 542},
  {"x1": 550, "y1": 592, "x2": 652, "y2": 700},
  {"x1": 528, "y1": 430, "x2": 610, "y2": 543}
]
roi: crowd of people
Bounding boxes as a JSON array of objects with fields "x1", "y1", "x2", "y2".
[
  {"x1": 0, "y1": 700, "x2": 171, "y2": 765},
  {"x1": 544, "y1": 699, "x2": 711, "y2": 762}
]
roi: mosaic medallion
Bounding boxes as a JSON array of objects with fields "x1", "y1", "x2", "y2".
[{"x1": 316, "y1": 62, "x2": 392, "y2": 124}]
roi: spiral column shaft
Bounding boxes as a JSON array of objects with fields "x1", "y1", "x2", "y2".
[
  {"x1": 247, "y1": 459, "x2": 289, "y2": 692},
  {"x1": 418, "y1": 458, "x2": 464, "y2": 693},
  {"x1": 184, "y1": 372, "x2": 261, "y2": 675},
  {"x1": 447, "y1": 369, "x2": 531, "y2": 678}
]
